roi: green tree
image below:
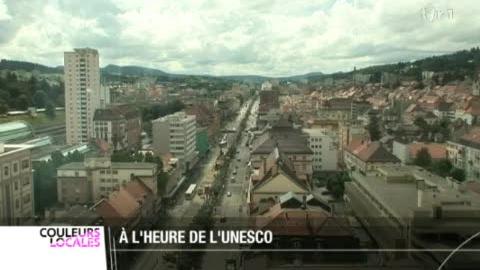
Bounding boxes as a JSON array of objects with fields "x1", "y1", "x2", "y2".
[
  {"x1": 450, "y1": 168, "x2": 466, "y2": 182},
  {"x1": 33, "y1": 161, "x2": 57, "y2": 213},
  {"x1": 326, "y1": 172, "x2": 350, "y2": 199},
  {"x1": 50, "y1": 151, "x2": 65, "y2": 167},
  {"x1": 32, "y1": 90, "x2": 48, "y2": 108},
  {"x1": 45, "y1": 101, "x2": 56, "y2": 119},
  {"x1": 0, "y1": 99, "x2": 8, "y2": 114},
  {"x1": 27, "y1": 75, "x2": 38, "y2": 95},
  {"x1": 414, "y1": 116, "x2": 428, "y2": 128},
  {"x1": 145, "y1": 152, "x2": 155, "y2": 163},
  {"x1": 111, "y1": 150, "x2": 134, "y2": 162},
  {"x1": 66, "y1": 150, "x2": 84, "y2": 162},
  {"x1": 16, "y1": 94, "x2": 30, "y2": 110},
  {"x1": 431, "y1": 159, "x2": 453, "y2": 177},
  {"x1": 0, "y1": 90, "x2": 11, "y2": 104},
  {"x1": 367, "y1": 114, "x2": 381, "y2": 141},
  {"x1": 414, "y1": 147, "x2": 432, "y2": 167},
  {"x1": 431, "y1": 118, "x2": 450, "y2": 140}
]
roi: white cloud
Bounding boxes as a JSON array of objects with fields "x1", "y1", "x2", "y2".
[
  {"x1": 0, "y1": 0, "x2": 479, "y2": 76},
  {"x1": 0, "y1": 0, "x2": 10, "y2": 20}
]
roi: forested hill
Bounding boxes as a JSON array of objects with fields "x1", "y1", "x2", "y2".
[
  {"x1": 0, "y1": 59, "x2": 63, "y2": 74},
  {"x1": 310, "y1": 47, "x2": 480, "y2": 83}
]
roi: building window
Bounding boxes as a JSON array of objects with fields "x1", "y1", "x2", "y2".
[
  {"x1": 4, "y1": 166, "x2": 9, "y2": 176},
  {"x1": 22, "y1": 177, "x2": 30, "y2": 186},
  {"x1": 112, "y1": 170, "x2": 118, "y2": 175},
  {"x1": 13, "y1": 163, "x2": 18, "y2": 173},
  {"x1": 23, "y1": 194, "x2": 31, "y2": 204},
  {"x1": 14, "y1": 181, "x2": 18, "y2": 190},
  {"x1": 15, "y1": 199, "x2": 19, "y2": 209},
  {"x1": 100, "y1": 170, "x2": 105, "y2": 174},
  {"x1": 21, "y1": 160, "x2": 29, "y2": 169}
]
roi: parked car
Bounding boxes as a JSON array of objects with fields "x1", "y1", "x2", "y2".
[{"x1": 227, "y1": 191, "x2": 232, "y2": 197}]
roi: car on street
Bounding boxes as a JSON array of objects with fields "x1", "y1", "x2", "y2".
[
  {"x1": 227, "y1": 191, "x2": 232, "y2": 197},
  {"x1": 232, "y1": 169, "x2": 237, "y2": 175}
]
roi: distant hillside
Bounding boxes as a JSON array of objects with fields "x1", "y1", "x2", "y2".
[
  {"x1": 221, "y1": 75, "x2": 269, "y2": 83},
  {"x1": 102, "y1": 64, "x2": 169, "y2": 77},
  {"x1": 281, "y1": 71, "x2": 324, "y2": 81},
  {"x1": 0, "y1": 59, "x2": 63, "y2": 74},
  {"x1": 2, "y1": 47, "x2": 479, "y2": 84},
  {"x1": 0, "y1": 59, "x2": 322, "y2": 83},
  {"x1": 319, "y1": 47, "x2": 480, "y2": 83}
]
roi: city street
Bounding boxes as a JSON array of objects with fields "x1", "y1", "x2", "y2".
[
  {"x1": 130, "y1": 98, "x2": 257, "y2": 270},
  {"x1": 201, "y1": 99, "x2": 259, "y2": 270}
]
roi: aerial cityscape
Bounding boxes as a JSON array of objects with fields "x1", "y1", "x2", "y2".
[{"x1": 1, "y1": 0, "x2": 480, "y2": 270}]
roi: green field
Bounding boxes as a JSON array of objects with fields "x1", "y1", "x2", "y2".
[{"x1": 0, "y1": 111, "x2": 65, "y2": 128}]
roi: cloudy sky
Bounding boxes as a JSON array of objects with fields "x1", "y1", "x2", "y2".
[{"x1": 0, "y1": 0, "x2": 479, "y2": 76}]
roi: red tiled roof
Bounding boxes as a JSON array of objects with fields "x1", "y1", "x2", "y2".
[
  {"x1": 95, "y1": 180, "x2": 152, "y2": 225},
  {"x1": 347, "y1": 141, "x2": 400, "y2": 163},
  {"x1": 408, "y1": 143, "x2": 447, "y2": 160},
  {"x1": 124, "y1": 180, "x2": 151, "y2": 200}
]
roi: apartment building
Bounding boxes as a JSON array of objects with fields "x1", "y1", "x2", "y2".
[
  {"x1": 0, "y1": 144, "x2": 34, "y2": 225},
  {"x1": 345, "y1": 165, "x2": 480, "y2": 267},
  {"x1": 152, "y1": 111, "x2": 198, "y2": 171},
  {"x1": 93, "y1": 104, "x2": 142, "y2": 151},
  {"x1": 251, "y1": 119, "x2": 313, "y2": 184},
  {"x1": 57, "y1": 157, "x2": 158, "y2": 205},
  {"x1": 64, "y1": 48, "x2": 102, "y2": 145},
  {"x1": 447, "y1": 128, "x2": 480, "y2": 182},
  {"x1": 302, "y1": 128, "x2": 339, "y2": 171},
  {"x1": 316, "y1": 98, "x2": 370, "y2": 122}
]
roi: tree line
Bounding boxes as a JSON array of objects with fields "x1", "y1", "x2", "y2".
[{"x1": 0, "y1": 72, "x2": 63, "y2": 115}]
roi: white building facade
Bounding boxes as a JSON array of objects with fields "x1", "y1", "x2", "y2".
[
  {"x1": 152, "y1": 111, "x2": 198, "y2": 171},
  {"x1": 64, "y1": 48, "x2": 101, "y2": 145},
  {"x1": 303, "y1": 128, "x2": 339, "y2": 172}
]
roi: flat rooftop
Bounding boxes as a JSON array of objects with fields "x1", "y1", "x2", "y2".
[{"x1": 350, "y1": 165, "x2": 480, "y2": 223}]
